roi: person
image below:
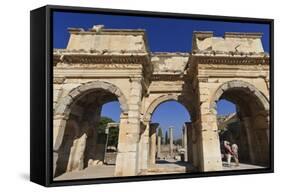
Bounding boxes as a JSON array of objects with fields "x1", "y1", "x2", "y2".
[
  {"x1": 231, "y1": 143, "x2": 239, "y2": 166},
  {"x1": 223, "y1": 140, "x2": 233, "y2": 167}
]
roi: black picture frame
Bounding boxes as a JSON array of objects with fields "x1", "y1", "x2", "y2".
[{"x1": 30, "y1": 5, "x2": 274, "y2": 187}]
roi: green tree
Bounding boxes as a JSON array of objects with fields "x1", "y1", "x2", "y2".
[
  {"x1": 97, "y1": 116, "x2": 119, "y2": 147},
  {"x1": 174, "y1": 138, "x2": 182, "y2": 145},
  {"x1": 165, "y1": 130, "x2": 169, "y2": 145}
]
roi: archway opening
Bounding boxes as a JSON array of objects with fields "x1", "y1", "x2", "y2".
[
  {"x1": 54, "y1": 88, "x2": 122, "y2": 180},
  {"x1": 149, "y1": 100, "x2": 193, "y2": 173},
  {"x1": 215, "y1": 85, "x2": 269, "y2": 169}
]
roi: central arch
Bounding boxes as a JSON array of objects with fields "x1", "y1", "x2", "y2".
[
  {"x1": 141, "y1": 94, "x2": 197, "y2": 173},
  {"x1": 144, "y1": 94, "x2": 193, "y2": 123}
]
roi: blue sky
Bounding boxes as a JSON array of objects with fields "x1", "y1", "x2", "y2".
[
  {"x1": 53, "y1": 12, "x2": 270, "y2": 52},
  {"x1": 53, "y1": 11, "x2": 269, "y2": 139}
]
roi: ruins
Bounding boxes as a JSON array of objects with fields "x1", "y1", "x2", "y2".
[{"x1": 53, "y1": 25, "x2": 270, "y2": 179}]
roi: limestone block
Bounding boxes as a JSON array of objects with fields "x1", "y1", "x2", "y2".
[
  {"x1": 115, "y1": 151, "x2": 138, "y2": 176},
  {"x1": 68, "y1": 87, "x2": 81, "y2": 99},
  {"x1": 53, "y1": 88, "x2": 62, "y2": 103},
  {"x1": 67, "y1": 133, "x2": 87, "y2": 172},
  {"x1": 78, "y1": 82, "x2": 100, "y2": 92},
  {"x1": 53, "y1": 118, "x2": 67, "y2": 150},
  {"x1": 67, "y1": 32, "x2": 146, "y2": 52},
  {"x1": 194, "y1": 32, "x2": 264, "y2": 53},
  {"x1": 55, "y1": 95, "x2": 73, "y2": 115},
  {"x1": 129, "y1": 104, "x2": 140, "y2": 111},
  {"x1": 118, "y1": 143, "x2": 138, "y2": 152},
  {"x1": 107, "y1": 84, "x2": 118, "y2": 93},
  {"x1": 129, "y1": 96, "x2": 141, "y2": 104},
  {"x1": 53, "y1": 152, "x2": 58, "y2": 176},
  {"x1": 128, "y1": 110, "x2": 140, "y2": 118},
  {"x1": 130, "y1": 79, "x2": 142, "y2": 88},
  {"x1": 130, "y1": 88, "x2": 142, "y2": 97},
  {"x1": 151, "y1": 53, "x2": 189, "y2": 73},
  {"x1": 88, "y1": 159, "x2": 104, "y2": 167},
  {"x1": 60, "y1": 84, "x2": 81, "y2": 98},
  {"x1": 127, "y1": 117, "x2": 140, "y2": 124}
]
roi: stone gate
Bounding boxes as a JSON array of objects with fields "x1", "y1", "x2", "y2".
[{"x1": 53, "y1": 26, "x2": 270, "y2": 177}]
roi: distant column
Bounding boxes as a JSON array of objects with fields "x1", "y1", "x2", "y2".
[
  {"x1": 185, "y1": 122, "x2": 193, "y2": 164},
  {"x1": 169, "y1": 127, "x2": 174, "y2": 156},
  {"x1": 149, "y1": 123, "x2": 158, "y2": 165},
  {"x1": 183, "y1": 124, "x2": 188, "y2": 162},
  {"x1": 157, "y1": 135, "x2": 161, "y2": 158}
]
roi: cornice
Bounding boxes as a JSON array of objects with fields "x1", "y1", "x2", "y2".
[
  {"x1": 53, "y1": 54, "x2": 150, "y2": 66},
  {"x1": 191, "y1": 55, "x2": 269, "y2": 65}
]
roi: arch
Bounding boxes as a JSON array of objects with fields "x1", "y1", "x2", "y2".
[
  {"x1": 144, "y1": 94, "x2": 195, "y2": 123},
  {"x1": 55, "y1": 81, "x2": 129, "y2": 117},
  {"x1": 53, "y1": 81, "x2": 129, "y2": 150},
  {"x1": 210, "y1": 80, "x2": 269, "y2": 114},
  {"x1": 144, "y1": 94, "x2": 181, "y2": 122},
  {"x1": 210, "y1": 80, "x2": 270, "y2": 166}
]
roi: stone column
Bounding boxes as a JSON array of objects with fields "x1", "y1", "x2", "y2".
[
  {"x1": 149, "y1": 123, "x2": 158, "y2": 165},
  {"x1": 169, "y1": 126, "x2": 174, "y2": 157},
  {"x1": 138, "y1": 121, "x2": 150, "y2": 171},
  {"x1": 181, "y1": 129, "x2": 184, "y2": 148},
  {"x1": 266, "y1": 113, "x2": 270, "y2": 143},
  {"x1": 198, "y1": 111, "x2": 222, "y2": 171},
  {"x1": 157, "y1": 135, "x2": 161, "y2": 158},
  {"x1": 243, "y1": 117, "x2": 255, "y2": 164},
  {"x1": 197, "y1": 82, "x2": 222, "y2": 171},
  {"x1": 185, "y1": 122, "x2": 194, "y2": 163},
  {"x1": 190, "y1": 122, "x2": 198, "y2": 167},
  {"x1": 53, "y1": 115, "x2": 67, "y2": 176},
  {"x1": 115, "y1": 77, "x2": 142, "y2": 176},
  {"x1": 183, "y1": 124, "x2": 188, "y2": 162},
  {"x1": 53, "y1": 115, "x2": 67, "y2": 151},
  {"x1": 53, "y1": 152, "x2": 58, "y2": 177}
]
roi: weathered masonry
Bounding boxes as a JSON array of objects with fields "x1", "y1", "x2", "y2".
[{"x1": 53, "y1": 25, "x2": 270, "y2": 177}]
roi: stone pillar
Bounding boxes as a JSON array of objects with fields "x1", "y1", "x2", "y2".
[
  {"x1": 198, "y1": 111, "x2": 222, "y2": 171},
  {"x1": 53, "y1": 152, "x2": 58, "y2": 177},
  {"x1": 197, "y1": 82, "x2": 222, "y2": 171},
  {"x1": 66, "y1": 133, "x2": 87, "y2": 172},
  {"x1": 169, "y1": 127, "x2": 174, "y2": 157},
  {"x1": 53, "y1": 115, "x2": 67, "y2": 176},
  {"x1": 185, "y1": 122, "x2": 194, "y2": 163},
  {"x1": 115, "y1": 77, "x2": 142, "y2": 176},
  {"x1": 266, "y1": 113, "x2": 270, "y2": 143},
  {"x1": 183, "y1": 124, "x2": 188, "y2": 162},
  {"x1": 181, "y1": 129, "x2": 184, "y2": 148},
  {"x1": 149, "y1": 123, "x2": 158, "y2": 165},
  {"x1": 157, "y1": 135, "x2": 161, "y2": 158},
  {"x1": 243, "y1": 117, "x2": 255, "y2": 164},
  {"x1": 53, "y1": 115, "x2": 67, "y2": 151},
  {"x1": 190, "y1": 122, "x2": 199, "y2": 167},
  {"x1": 138, "y1": 121, "x2": 150, "y2": 171}
]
